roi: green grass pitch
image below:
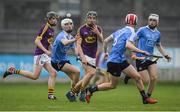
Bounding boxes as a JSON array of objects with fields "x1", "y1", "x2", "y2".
[{"x1": 0, "y1": 82, "x2": 180, "y2": 111}]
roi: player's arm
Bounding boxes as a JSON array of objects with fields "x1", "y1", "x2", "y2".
[
  {"x1": 48, "y1": 43, "x2": 53, "y2": 51},
  {"x1": 126, "y1": 41, "x2": 148, "y2": 55},
  {"x1": 35, "y1": 25, "x2": 51, "y2": 56},
  {"x1": 76, "y1": 33, "x2": 87, "y2": 64},
  {"x1": 130, "y1": 51, "x2": 145, "y2": 60},
  {"x1": 35, "y1": 36, "x2": 51, "y2": 56},
  {"x1": 129, "y1": 34, "x2": 145, "y2": 60},
  {"x1": 92, "y1": 25, "x2": 103, "y2": 43},
  {"x1": 103, "y1": 35, "x2": 113, "y2": 54},
  {"x1": 156, "y1": 42, "x2": 171, "y2": 62},
  {"x1": 61, "y1": 35, "x2": 78, "y2": 46}
]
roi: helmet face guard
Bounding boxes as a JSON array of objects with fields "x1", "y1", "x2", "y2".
[
  {"x1": 46, "y1": 11, "x2": 59, "y2": 20},
  {"x1": 125, "y1": 13, "x2": 138, "y2": 25},
  {"x1": 86, "y1": 11, "x2": 97, "y2": 18}
]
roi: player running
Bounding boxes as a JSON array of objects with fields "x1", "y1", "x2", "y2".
[
  {"x1": 89, "y1": 50, "x2": 110, "y2": 85},
  {"x1": 51, "y1": 17, "x2": 80, "y2": 102},
  {"x1": 124, "y1": 14, "x2": 171, "y2": 100},
  {"x1": 85, "y1": 14, "x2": 158, "y2": 104},
  {"x1": 3, "y1": 11, "x2": 59, "y2": 100},
  {"x1": 66, "y1": 11, "x2": 103, "y2": 102}
]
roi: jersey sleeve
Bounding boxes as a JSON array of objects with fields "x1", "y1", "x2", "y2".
[{"x1": 36, "y1": 24, "x2": 49, "y2": 40}]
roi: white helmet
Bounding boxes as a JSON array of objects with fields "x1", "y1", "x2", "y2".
[
  {"x1": 61, "y1": 18, "x2": 73, "y2": 28},
  {"x1": 148, "y1": 14, "x2": 159, "y2": 22}
]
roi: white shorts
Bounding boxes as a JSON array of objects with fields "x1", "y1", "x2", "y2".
[
  {"x1": 34, "y1": 53, "x2": 51, "y2": 66},
  {"x1": 84, "y1": 55, "x2": 96, "y2": 66}
]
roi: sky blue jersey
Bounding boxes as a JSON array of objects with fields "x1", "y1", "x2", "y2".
[
  {"x1": 51, "y1": 30, "x2": 75, "y2": 63},
  {"x1": 135, "y1": 26, "x2": 161, "y2": 57},
  {"x1": 107, "y1": 26, "x2": 135, "y2": 63}
]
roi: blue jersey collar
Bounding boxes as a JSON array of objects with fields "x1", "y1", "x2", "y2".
[{"x1": 146, "y1": 25, "x2": 158, "y2": 32}]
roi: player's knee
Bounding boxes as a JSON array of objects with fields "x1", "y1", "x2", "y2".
[
  {"x1": 50, "y1": 71, "x2": 57, "y2": 77},
  {"x1": 87, "y1": 72, "x2": 95, "y2": 78},
  {"x1": 142, "y1": 78, "x2": 149, "y2": 83},
  {"x1": 134, "y1": 74, "x2": 142, "y2": 82},
  {"x1": 75, "y1": 69, "x2": 80, "y2": 76},
  {"x1": 150, "y1": 75, "x2": 157, "y2": 82},
  {"x1": 32, "y1": 75, "x2": 39, "y2": 80},
  {"x1": 110, "y1": 83, "x2": 116, "y2": 89}
]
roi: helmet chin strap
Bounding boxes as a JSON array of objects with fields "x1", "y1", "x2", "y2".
[
  {"x1": 51, "y1": 23, "x2": 56, "y2": 26},
  {"x1": 148, "y1": 25, "x2": 157, "y2": 30},
  {"x1": 48, "y1": 21, "x2": 56, "y2": 27},
  {"x1": 66, "y1": 30, "x2": 73, "y2": 33}
]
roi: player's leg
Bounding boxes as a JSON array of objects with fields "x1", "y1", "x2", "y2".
[
  {"x1": 85, "y1": 62, "x2": 121, "y2": 103},
  {"x1": 124, "y1": 75, "x2": 131, "y2": 84},
  {"x1": 95, "y1": 70, "x2": 110, "y2": 85},
  {"x1": 44, "y1": 63, "x2": 57, "y2": 100},
  {"x1": 96, "y1": 74, "x2": 119, "y2": 90},
  {"x1": 3, "y1": 54, "x2": 46, "y2": 80},
  {"x1": 147, "y1": 64, "x2": 158, "y2": 97},
  {"x1": 77, "y1": 65, "x2": 96, "y2": 102},
  {"x1": 138, "y1": 70, "x2": 150, "y2": 84},
  {"x1": 89, "y1": 73, "x2": 99, "y2": 85},
  {"x1": 61, "y1": 63, "x2": 80, "y2": 89},
  {"x1": 134, "y1": 59, "x2": 150, "y2": 84},
  {"x1": 80, "y1": 65, "x2": 96, "y2": 90},
  {"x1": 123, "y1": 65, "x2": 157, "y2": 104},
  {"x1": 61, "y1": 63, "x2": 80, "y2": 102},
  {"x1": 3, "y1": 65, "x2": 43, "y2": 80}
]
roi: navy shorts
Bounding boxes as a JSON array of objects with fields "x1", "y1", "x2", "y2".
[
  {"x1": 51, "y1": 60, "x2": 71, "y2": 71},
  {"x1": 136, "y1": 59, "x2": 157, "y2": 72},
  {"x1": 107, "y1": 60, "x2": 130, "y2": 77}
]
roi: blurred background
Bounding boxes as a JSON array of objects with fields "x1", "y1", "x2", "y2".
[{"x1": 0, "y1": 0, "x2": 180, "y2": 82}]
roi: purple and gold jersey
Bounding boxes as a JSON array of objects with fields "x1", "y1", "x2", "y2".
[
  {"x1": 78, "y1": 24, "x2": 102, "y2": 58},
  {"x1": 34, "y1": 22, "x2": 54, "y2": 55}
]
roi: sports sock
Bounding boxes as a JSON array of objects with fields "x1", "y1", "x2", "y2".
[
  {"x1": 15, "y1": 70, "x2": 20, "y2": 74},
  {"x1": 71, "y1": 87, "x2": 79, "y2": 95},
  {"x1": 48, "y1": 88, "x2": 54, "y2": 95},
  {"x1": 147, "y1": 93, "x2": 151, "y2": 97},
  {"x1": 88, "y1": 85, "x2": 98, "y2": 94},
  {"x1": 140, "y1": 90, "x2": 147, "y2": 99}
]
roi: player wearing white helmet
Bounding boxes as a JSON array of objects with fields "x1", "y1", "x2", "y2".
[
  {"x1": 51, "y1": 17, "x2": 80, "y2": 102},
  {"x1": 124, "y1": 14, "x2": 171, "y2": 102},
  {"x1": 85, "y1": 14, "x2": 158, "y2": 104}
]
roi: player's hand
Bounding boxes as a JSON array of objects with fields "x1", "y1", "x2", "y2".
[
  {"x1": 141, "y1": 51, "x2": 150, "y2": 56},
  {"x1": 75, "y1": 34, "x2": 80, "y2": 41},
  {"x1": 82, "y1": 57, "x2": 88, "y2": 65},
  {"x1": 164, "y1": 54, "x2": 171, "y2": 62},
  {"x1": 92, "y1": 24, "x2": 100, "y2": 35},
  {"x1": 103, "y1": 52, "x2": 109, "y2": 60},
  {"x1": 45, "y1": 50, "x2": 51, "y2": 56},
  {"x1": 131, "y1": 54, "x2": 137, "y2": 60}
]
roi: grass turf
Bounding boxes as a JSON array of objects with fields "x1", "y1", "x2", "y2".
[{"x1": 0, "y1": 82, "x2": 180, "y2": 111}]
